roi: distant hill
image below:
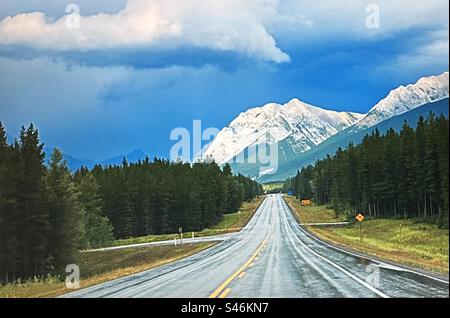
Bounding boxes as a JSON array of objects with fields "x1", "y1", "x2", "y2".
[
  {"x1": 5, "y1": 130, "x2": 148, "y2": 171},
  {"x1": 40, "y1": 148, "x2": 148, "y2": 171},
  {"x1": 99, "y1": 149, "x2": 147, "y2": 166},
  {"x1": 43, "y1": 147, "x2": 96, "y2": 170}
]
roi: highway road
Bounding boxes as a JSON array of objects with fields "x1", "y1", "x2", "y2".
[{"x1": 63, "y1": 194, "x2": 449, "y2": 298}]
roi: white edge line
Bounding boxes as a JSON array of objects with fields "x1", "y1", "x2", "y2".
[
  {"x1": 280, "y1": 200, "x2": 389, "y2": 298},
  {"x1": 301, "y1": 224, "x2": 449, "y2": 285},
  {"x1": 300, "y1": 222, "x2": 349, "y2": 226},
  {"x1": 283, "y1": 197, "x2": 450, "y2": 285}
]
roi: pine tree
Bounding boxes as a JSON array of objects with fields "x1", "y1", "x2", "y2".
[
  {"x1": 436, "y1": 114, "x2": 449, "y2": 228},
  {"x1": 16, "y1": 124, "x2": 49, "y2": 279},
  {"x1": 287, "y1": 113, "x2": 448, "y2": 224},
  {"x1": 46, "y1": 149, "x2": 85, "y2": 272},
  {"x1": 398, "y1": 121, "x2": 416, "y2": 218},
  {"x1": 185, "y1": 178, "x2": 203, "y2": 231},
  {"x1": 76, "y1": 172, "x2": 114, "y2": 248},
  {"x1": 226, "y1": 179, "x2": 244, "y2": 214},
  {"x1": 0, "y1": 123, "x2": 19, "y2": 283}
]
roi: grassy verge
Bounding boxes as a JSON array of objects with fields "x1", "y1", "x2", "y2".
[
  {"x1": 284, "y1": 195, "x2": 449, "y2": 275},
  {"x1": 0, "y1": 197, "x2": 264, "y2": 298},
  {"x1": 199, "y1": 196, "x2": 265, "y2": 236},
  {"x1": 262, "y1": 182, "x2": 284, "y2": 193},
  {"x1": 113, "y1": 196, "x2": 265, "y2": 246},
  {"x1": 284, "y1": 196, "x2": 347, "y2": 224},
  {"x1": 0, "y1": 243, "x2": 214, "y2": 298}
]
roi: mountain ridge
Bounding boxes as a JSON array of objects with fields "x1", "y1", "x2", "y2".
[
  {"x1": 351, "y1": 72, "x2": 449, "y2": 131},
  {"x1": 203, "y1": 98, "x2": 364, "y2": 164},
  {"x1": 42, "y1": 148, "x2": 148, "y2": 171},
  {"x1": 258, "y1": 98, "x2": 449, "y2": 182},
  {"x1": 205, "y1": 72, "x2": 449, "y2": 171},
  {"x1": 211, "y1": 72, "x2": 449, "y2": 181}
]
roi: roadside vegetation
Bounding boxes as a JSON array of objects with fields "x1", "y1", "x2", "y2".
[
  {"x1": 0, "y1": 194, "x2": 265, "y2": 297},
  {"x1": 0, "y1": 122, "x2": 262, "y2": 285},
  {"x1": 262, "y1": 182, "x2": 284, "y2": 194},
  {"x1": 0, "y1": 243, "x2": 214, "y2": 298},
  {"x1": 113, "y1": 196, "x2": 264, "y2": 246},
  {"x1": 284, "y1": 196, "x2": 346, "y2": 224},
  {"x1": 284, "y1": 114, "x2": 449, "y2": 228},
  {"x1": 0, "y1": 195, "x2": 266, "y2": 297},
  {"x1": 285, "y1": 196, "x2": 449, "y2": 274}
]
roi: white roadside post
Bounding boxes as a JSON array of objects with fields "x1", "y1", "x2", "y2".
[
  {"x1": 174, "y1": 235, "x2": 177, "y2": 246},
  {"x1": 179, "y1": 227, "x2": 183, "y2": 246}
]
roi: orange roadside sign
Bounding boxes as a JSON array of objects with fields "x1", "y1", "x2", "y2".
[
  {"x1": 301, "y1": 199, "x2": 311, "y2": 206},
  {"x1": 356, "y1": 214, "x2": 365, "y2": 222}
]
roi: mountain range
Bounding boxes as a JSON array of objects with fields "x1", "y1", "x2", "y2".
[
  {"x1": 42, "y1": 148, "x2": 148, "y2": 171},
  {"x1": 204, "y1": 72, "x2": 449, "y2": 182},
  {"x1": 5, "y1": 131, "x2": 149, "y2": 171}
]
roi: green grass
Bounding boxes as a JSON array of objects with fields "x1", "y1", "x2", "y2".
[
  {"x1": 0, "y1": 243, "x2": 214, "y2": 298},
  {"x1": 284, "y1": 196, "x2": 346, "y2": 224},
  {"x1": 113, "y1": 196, "x2": 264, "y2": 247},
  {"x1": 285, "y1": 195, "x2": 449, "y2": 274},
  {"x1": 262, "y1": 182, "x2": 284, "y2": 193},
  {"x1": 202, "y1": 197, "x2": 264, "y2": 233},
  {"x1": 113, "y1": 234, "x2": 176, "y2": 247},
  {"x1": 0, "y1": 197, "x2": 264, "y2": 298}
]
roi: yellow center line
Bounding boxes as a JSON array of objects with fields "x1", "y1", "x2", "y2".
[
  {"x1": 218, "y1": 288, "x2": 232, "y2": 298},
  {"x1": 238, "y1": 271, "x2": 246, "y2": 279},
  {"x1": 209, "y1": 239, "x2": 267, "y2": 298}
]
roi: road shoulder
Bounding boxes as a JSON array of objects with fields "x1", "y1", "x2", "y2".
[
  {"x1": 283, "y1": 195, "x2": 449, "y2": 282},
  {"x1": 0, "y1": 243, "x2": 215, "y2": 298}
]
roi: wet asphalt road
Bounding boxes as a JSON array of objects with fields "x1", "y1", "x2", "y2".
[{"x1": 63, "y1": 194, "x2": 449, "y2": 298}]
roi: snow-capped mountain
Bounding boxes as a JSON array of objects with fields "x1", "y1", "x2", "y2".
[
  {"x1": 351, "y1": 72, "x2": 449, "y2": 131},
  {"x1": 203, "y1": 98, "x2": 364, "y2": 164},
  {"x1": 202, "y1": 72, "x2": 449, "y2": 181}
]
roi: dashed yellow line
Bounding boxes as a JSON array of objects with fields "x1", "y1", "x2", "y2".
[
  {"x1": 208, "y1": 240, "x2": 267, "y2": 298},
  {"x1": 238, "y1": 272, "x2": 246, "y2": 279},
  {"x1": 218, "y1": 288, "x2": 232, "y2": 298}
]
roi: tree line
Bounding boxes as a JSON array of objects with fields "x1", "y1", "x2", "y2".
[
  {"x1": 83, "y1": 157, "x2": 261, "y2": 239},
  {"x1": 285, "y1": 113, "x2": 449, "y2": 228},
  {"x1": 0, "y1": 122, "x2": 261, "y2": 284}
]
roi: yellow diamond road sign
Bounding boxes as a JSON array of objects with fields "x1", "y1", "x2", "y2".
[{"x1": 356, "y1": 214, "x2": 365, "y2": 222}]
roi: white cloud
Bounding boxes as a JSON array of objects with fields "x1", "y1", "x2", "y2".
[
  {"x1": 0, "y1": 0, "x2": 290, "y2": 63},
  {"x1": 272, "y1": 0, "x2": 449, "y2": 41},
  {"x1": 372, "y1": 28, "x2": 449, "y2": 79},
  {"x1": 0, "y1": 0, "x2": 448, "y2": 64}
]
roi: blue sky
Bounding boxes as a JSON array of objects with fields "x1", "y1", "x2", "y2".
[{"x1": 0, "y1": 0, "x2": 448, "y2": 161}]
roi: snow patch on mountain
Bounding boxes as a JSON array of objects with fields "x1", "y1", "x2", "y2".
[
  {"x1": 204, "y1": 72, "x2": 449, "y2": 168},
  {"x1": 203, "y1": 98, "x2": 364, "y2": 164},
  {"x1": 353, "y1": 72, "x2": 449, "y2": 129}
]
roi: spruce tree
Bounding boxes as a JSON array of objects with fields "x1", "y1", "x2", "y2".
[
  {"x1": 16, "y1": 124, "x2": 49, "y2": 279},
  {"x1": 46, "y1": 149, "x2": 84, "y2": 272},
  {"x1": 76, "y1": 172, "x2": 114, "y2": 248}
]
